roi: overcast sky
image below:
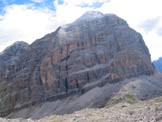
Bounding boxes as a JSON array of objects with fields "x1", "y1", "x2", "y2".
[{"x1": 0, "y1": 0, "x2": 162, "y2": 61}]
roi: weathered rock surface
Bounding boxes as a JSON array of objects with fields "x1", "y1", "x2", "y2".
[{"x1": 0, "y1": 11, "x2": 154, "y2": 113}]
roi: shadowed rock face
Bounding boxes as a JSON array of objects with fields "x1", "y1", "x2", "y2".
[{"x1": 0, "y1": 11, "x2": 154, "y2": 112}]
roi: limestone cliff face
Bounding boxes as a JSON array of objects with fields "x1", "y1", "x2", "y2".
[{"x1": 0, "y1": 11, "x2": 154, "y2": 112}]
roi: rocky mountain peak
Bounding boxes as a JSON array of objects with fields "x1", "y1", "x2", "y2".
[
  {"x1": 0, "y1": 41, "x2": 29, "y2": 57},
  {"x1": 74, "y1": 11, "x2": 127, "y2": 26},
  {"x1": 0, "y1": 41, "x2": 29, "y2": 81},
  {"x1": 0, "y1": 41, "x2": 29, "y2": 62},
  {"x1": 76, "y1": 11, "x2": 104, "y2": 22}
]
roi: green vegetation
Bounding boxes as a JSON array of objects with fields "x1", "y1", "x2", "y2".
[
  {"x1": 106, "y1": 94, "x2": 137, "y2": 107},
  {"x1": 124, "y1": 94, "x2": 137, "y2": 104}
]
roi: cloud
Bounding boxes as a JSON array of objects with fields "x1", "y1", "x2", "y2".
[
  {"x1": 139, "y1": 22, "x2": 162, "y2": 60},
  {"x1": 139, "y1": 17, "x2": 161, "y2": 33},
  {"x1": 54, "y1": 1, "x2": 87, "y2": 25},
  {"x1": 98, "y1": 0, "x2": 162, "y2": 26},
  {"x1": 157, "y1": 27, "x2": 162, "y2": 36},
  {"x1": 0, "y1": 4, "x2": 58, "y2": 52},
  {"x1": 139, "y1": 29, "x2": 162, "y2": 61},
  {"x1": 53, "y1": 0, "x2": 110, "y2": 26}
]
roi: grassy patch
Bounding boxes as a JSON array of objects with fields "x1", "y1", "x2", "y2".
[
  {"x1": 106, "y1": 94, "x2": 137, "y2": 107},
  {"x1": 106, "y1": 97, "x2": 123, "y2": 108},
  {"x1": 124, "y1": 94, "x2": 137, "y2": 104}
]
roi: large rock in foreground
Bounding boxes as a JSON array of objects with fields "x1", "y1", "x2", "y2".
[{"x1": 0, "y1": 11, "x2": 154, "y2": 113}]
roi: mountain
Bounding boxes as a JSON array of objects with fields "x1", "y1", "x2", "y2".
[
  {"x1": 0, "y1": 11, "x2": 157, "y2": 117},
  {"x1": 153, "y1": 57, "x2": 162, "y2": 72}
]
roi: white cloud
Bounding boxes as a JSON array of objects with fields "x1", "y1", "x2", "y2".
[
  {"x1": 140, "y1": 21, "x2": 162, "y2": 61},
  {"x1": 0, "y1": 4, "x2": 57, "y2": 51},
  {"x1": 52, "y1": 0, "x2": 110, "y2": 27},
  {"x1": 138, "y1": 17, "x2": 161, "y2": 33},
  {"x1": 142, "y1": 31, "x2": 162, "y2": 61},
  {"x1": 54, "y1": 1, "x2": 88, "y2": 24},
  {"x1": 98, "y1": 0, "x2": 162, "y2": 27}
]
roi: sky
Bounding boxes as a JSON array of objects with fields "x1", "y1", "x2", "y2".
[{"x1": 0, "y1": 0, "x2": 162, "y2": 61}]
